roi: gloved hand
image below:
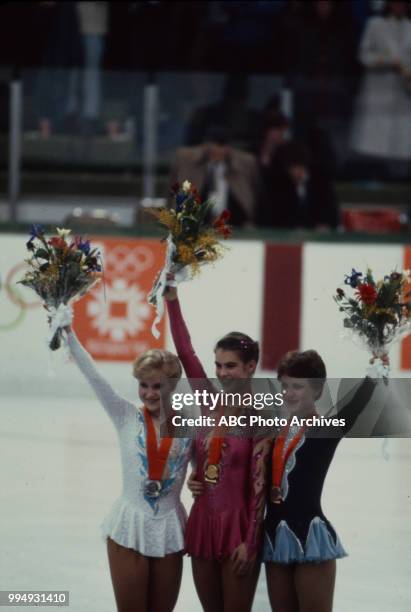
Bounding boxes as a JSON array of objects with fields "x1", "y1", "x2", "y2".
[{"x1": 48, "y1": 303, "x2": 73, "y2": 331}]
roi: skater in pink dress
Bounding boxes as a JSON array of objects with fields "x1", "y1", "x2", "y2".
[{"x1": 165, "y1": 286, "x2": 270, "y2": 612}]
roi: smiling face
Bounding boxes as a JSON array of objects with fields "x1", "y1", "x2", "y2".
[
  {"x1": 280, "y1": 375, "x2": 318, "y2": 415},
  {"x1": 138, "y1": 372, "x2": 172, "y2": 416},
  {"x1": 214, "y1": 348, "x2": 256, "y2": 389}
]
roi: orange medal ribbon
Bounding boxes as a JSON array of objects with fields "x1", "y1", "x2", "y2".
[
  {"x1": 271, "y1": 422, "x2": 307, "y2": 503},
  {"x1": 207, "y1": 435, "x2": 224, "y2": 465},
  {"x1": 144, "y1": 408, "x2": 173, "y2": 480}
]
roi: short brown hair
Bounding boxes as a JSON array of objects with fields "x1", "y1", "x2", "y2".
[
  {"x1": 132, "y1": 349, "x2": 182, "y2": 381},
  {"x1": 277, "y1": 350, "x2": 326, "y2": 397}
]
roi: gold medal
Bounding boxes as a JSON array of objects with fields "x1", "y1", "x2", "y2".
[{"x1": 204, "y1": 463, "x2": 220, "y2": 484}]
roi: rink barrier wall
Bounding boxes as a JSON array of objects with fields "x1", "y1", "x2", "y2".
[{"x1": 1, "y1": 234, "x2": 411, "y2": 397}]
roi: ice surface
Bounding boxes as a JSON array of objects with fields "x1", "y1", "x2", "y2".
[{"x1": 1, "y1": 396, "x2": 410, "y2": 611}]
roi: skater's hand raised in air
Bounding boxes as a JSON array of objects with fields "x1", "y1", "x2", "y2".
[
  {"x1": 46, "y1": 303, "x2": 73, "y2": 332},
  {"x1": 164, "y1": 273, "x2": 178, "y2": 301},
  {"x1": 369, "y1": 352, "x2": 390, "y2": 367}
]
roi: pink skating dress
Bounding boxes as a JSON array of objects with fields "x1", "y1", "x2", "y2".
[{"x1": 167, "y1": 299, "x2": 269, "y2": 560}]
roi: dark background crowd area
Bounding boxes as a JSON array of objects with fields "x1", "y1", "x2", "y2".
[
  {"x1": 0, "y1": 1, "x2": 374, "y2": 75},
  {"x1": 0, "y1": 1, "x2": 410, "y2": 233}
]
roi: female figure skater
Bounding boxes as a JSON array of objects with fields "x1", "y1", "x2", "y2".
[
  {"x1": 63, "y1": 311, "x2": 192, "y2": 612},
  {"x1": 164, "y1": 286, "x2": 270, "y2": 612},
  {"x1": 263, "y1": 349, "x2": 388, "y2": 612}
]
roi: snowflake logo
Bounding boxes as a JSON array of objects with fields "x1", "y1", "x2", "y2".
[{"x1": 87, "y1": 279, "x2": 150, "y2": 341}]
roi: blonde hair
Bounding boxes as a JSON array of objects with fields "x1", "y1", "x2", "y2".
[{"x1": 132, "y1": 349, "x2": 182, "y2": 381}]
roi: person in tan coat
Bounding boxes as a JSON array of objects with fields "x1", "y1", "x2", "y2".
[{"x1": 170, "y1": 127, "x2": 261, "y2": 227}]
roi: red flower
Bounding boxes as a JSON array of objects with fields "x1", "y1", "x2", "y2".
[
  {"x1": 213, "y1": 210, "x2": 232, "y2": 238},
  {"x1": 219, "y1": 225, "x2": 232, "y2": 238},
  {"x1": 356, "y1": 283, "x2": 377, "y2": 305},
  {"x1": 48, "y1": 236, "x2": 67, "y2": 250},
  {"x1": 191, "y1": 187, "x2": 201, "y2": 204},
  {"x1": 171, "y1": 182, "x2": 180, "y2": 194},
  {"x1": 213, "y1": 210, "x2": 231, "y2": 225}
]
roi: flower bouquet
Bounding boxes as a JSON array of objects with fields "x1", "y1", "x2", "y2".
[
  {"x1": 148, "y1": 180, "x2": 231, "y2": 337},
  {"x1": 334, "y1": 268, "x2": 411, "y2": 375},
  {"x1": 18, "y1": 225, "x2": 102, "y2": 350}
]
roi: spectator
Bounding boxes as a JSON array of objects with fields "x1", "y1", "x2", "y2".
[
  {"x1": 170, "y1": 125, "x2": 260, "y2": 227},
  {"x1": 257, "y1": 112, "x2": 290, "y2": 170},
  {"x1": 66, "y1": 2, "x2": 109, "y2": 135},
  {"x1": 257, "y1": 112, "x2": 291, "y2": 204},
  {"x1": 258, "y1": 141, "x2": 339, "y2": 230},
  {"x1": 32, "y1": 2, "x2": 82, "y2": 137},
  {"x1": 185, "y1": 75, "x2": 259, "y2": 151},
  {"x1": 351, "y1": 1, "x2": 411, "y2": 164},
  {"x1": 32, "y1": 2, "x2": 108, "y2": 137},
  {"x1": 290, "y1": 1, "x2": 357, "y2": 164}
]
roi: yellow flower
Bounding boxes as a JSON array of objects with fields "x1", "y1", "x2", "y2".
[{"x1": 182, "y1": 180, "x2": 191, "y2": 193}]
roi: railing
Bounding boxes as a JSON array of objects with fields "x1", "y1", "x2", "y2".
[{"x1": 1, "y1": 67, "x2": 410, "y2": 225}]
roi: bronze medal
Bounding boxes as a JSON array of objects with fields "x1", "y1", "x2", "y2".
[{"x1": 204, "y1": 463, "x2": 220, "y2": 484}]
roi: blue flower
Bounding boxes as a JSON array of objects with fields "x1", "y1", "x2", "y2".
[
  {"x1": 29, "y1": 224, "x2": 45, "y2": 240},
  {"x1": 344, "y1": 268, "x2": 363, "y2": 288},
  {"x1": 175, "y1": 192, "x2": 187, "y2": 212},
  {"x1": 76, "y1": 238, "x2": 91, "y2": 255}
]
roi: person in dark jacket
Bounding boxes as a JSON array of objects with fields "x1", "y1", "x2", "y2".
[{"x1": 258, "y1": 141, "x2": 339, "y2": 230}]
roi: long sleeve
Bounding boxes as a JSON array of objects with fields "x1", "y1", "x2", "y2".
[
  {"x1": 166, "y1": 298, "x2": 208, "y2": 379},
  {"x1": 336, "y1": 376, "x2": 377, "y2": 436},
  {"x1": 244, "y1": 436, "x2": 271, "y2": 558},
  {"x1": 66, "y1": 330, "x2": 134, "y2": 430}
]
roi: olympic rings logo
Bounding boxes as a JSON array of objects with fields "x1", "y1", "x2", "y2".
[
  {"x1": 0, "y1": 244, "x2": 157, "y2": 331},
  {"x1": 0, "y1": 263, "x2": 40, "y2": 331}
]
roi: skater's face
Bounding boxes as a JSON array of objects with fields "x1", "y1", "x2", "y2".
[
  {"x1": 215, "y1": 348, "x2": 256, "y2": 388},
  {"x1": 139, "y1": 373, "x2": 170, "y2": 416},
  {"x1": 280, "y1": 376, "x2": 317, "y2": 414}
]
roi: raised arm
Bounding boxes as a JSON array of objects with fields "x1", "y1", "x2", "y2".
[
  {"x1": 336, "y1": 376, "x2": 378, "y2": 436},
  {"x1": 66, "y1": 329, "x2": 134, "y2": 430},
  {"x1": 165, "y1": 289, "x2": 208, "y2": 379}
]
